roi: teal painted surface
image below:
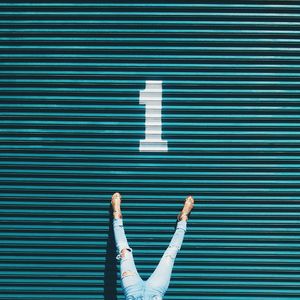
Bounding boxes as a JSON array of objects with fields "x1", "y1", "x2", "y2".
[{"x1": 0, "y1": 1, "x2": 300, "y2": 299}]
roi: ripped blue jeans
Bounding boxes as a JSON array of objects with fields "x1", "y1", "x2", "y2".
[{"x1": 113, "y1": 218, "x2": 187, "y2": 300}]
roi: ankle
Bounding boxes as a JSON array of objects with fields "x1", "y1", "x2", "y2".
[
  {"x1": 180, "y1": 215, "x2": 188, "y2": 221},
  {"x1": 178, "y1": 211, "x2": 188, "y2": 222},
  {"x1": 113, "y1": 209, "x2": 122, "y2": 219},
  {"x1": 113, "y1": 213, "x2": 122, "y2": 219}
]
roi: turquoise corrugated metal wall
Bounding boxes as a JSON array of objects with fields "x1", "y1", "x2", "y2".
[{"x1": 1, "y1": 1, "x2": 300, "y2": 299}]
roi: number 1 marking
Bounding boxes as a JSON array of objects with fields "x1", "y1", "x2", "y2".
[{"x1": 139, "y1": 80, "x2": 168, "y2": 152}]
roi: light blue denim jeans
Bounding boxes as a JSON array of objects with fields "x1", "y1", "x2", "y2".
[{"x1": 113, "y1": 218, "x2": 187, "y2": 300}]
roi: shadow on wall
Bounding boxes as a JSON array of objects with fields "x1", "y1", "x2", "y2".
[{"x1": 104, "y1": 210, "x2": 118, "y2": 299}]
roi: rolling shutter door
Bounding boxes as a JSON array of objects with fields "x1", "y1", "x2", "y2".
[{"x1": 0, "y1": 1, "x2": 300, "y2": 299}]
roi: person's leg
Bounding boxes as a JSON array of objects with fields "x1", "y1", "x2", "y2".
[
  {"x1": 146, "y1": 196, "x2": 194, "y2": 296},
  {"x1": 146, "y1": 219, "x2": 187, "y2": 295},
  {"x1": 111, "y1": 192, "x2": 144, "y2": 297}
]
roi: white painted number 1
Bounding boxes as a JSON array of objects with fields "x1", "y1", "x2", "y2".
[{"x1": 139, "y1": 80, "x2": 168, "y2": 152}]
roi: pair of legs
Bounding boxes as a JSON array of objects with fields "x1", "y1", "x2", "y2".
[{"x1": 111, "y1": 193, "x2": 194, "y2": 299}]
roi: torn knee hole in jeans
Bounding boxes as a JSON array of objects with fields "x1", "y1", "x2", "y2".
[
  {"x1": 164, "y1": 245, "x2": 179, "y2": 260},
  {"x1": 121, "y1": 270, "x2": 136, "y2": 278},
  {"x1": 165, "y1": 254, "x2": 175, "y2": 260},
  {"x1": 165, "y1": 252, "x2": 176, "y2": 260},
  {"x1": 116, "y1": 247, "x2": 132, "y2": 260}
]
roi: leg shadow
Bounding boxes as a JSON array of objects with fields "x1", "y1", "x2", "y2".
[{"x1": 104, "y1": 209, "x2": 118, "y2": 299}]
